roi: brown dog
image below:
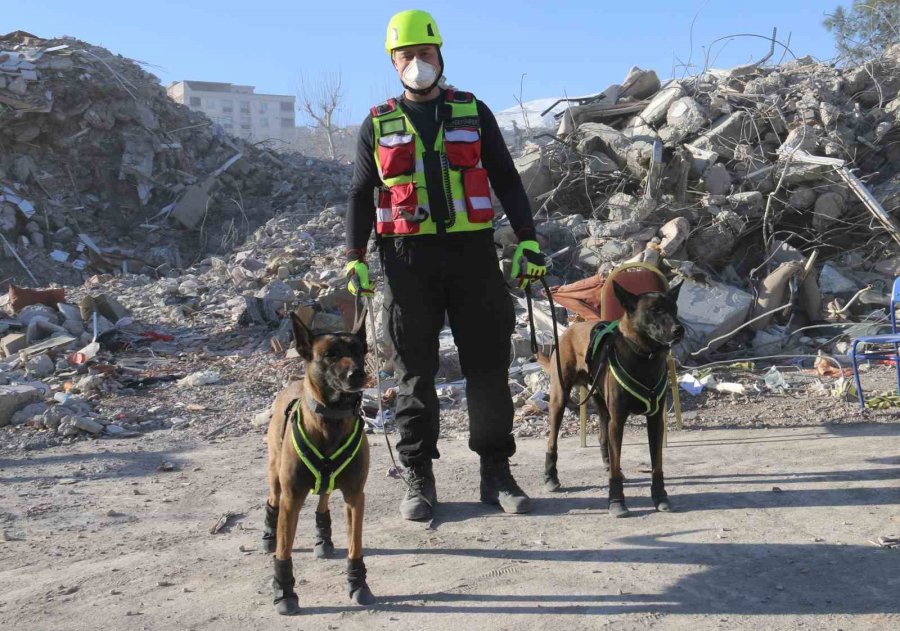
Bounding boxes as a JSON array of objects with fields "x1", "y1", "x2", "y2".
[
  {"x1": 540, "y1": 281, "x2": 683, "y2": 517},
  {"x1": 263, "y1": 312, "x2": 374, "y2": 615}
]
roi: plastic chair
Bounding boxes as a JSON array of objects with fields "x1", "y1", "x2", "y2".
[{"x1": 850, "y1": 276, "x2": 900, "y2": 408}]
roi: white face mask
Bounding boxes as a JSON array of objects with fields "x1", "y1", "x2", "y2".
[{"x1": 401, "y1": 57, "x2": 439, "y2": 91}]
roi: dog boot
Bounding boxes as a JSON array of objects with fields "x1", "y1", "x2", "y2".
[
  {"x1": 272, "y1": 558, "x2": 300, "y2": 616},
  {"x1": 480, "y1": 457, "x2": 532, "y2": 514},
  {"x1": 399, "y1": 461, "x2": 437, "y2": 521},
  {"x1": 543, "y1": 452, "x2": 561, "y2": 492},
  {"x1": 652, "y1": 475, "x2": 671, "y2": 512},
  {"x1": 347, "y1": 557, "x2": 375, "y2": 606},
  {"x1": 313, "y1": 510, "x2": 335, "y2": 559},
  {"x1": 608, "y1": 477, "x2": 630, "y2": 518},
  {"x1": 262, "y1": 502, "x2": 278, "y2": 553}
]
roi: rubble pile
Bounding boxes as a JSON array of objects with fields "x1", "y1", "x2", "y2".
[
  {"x1": 0, "y1": 30, "x2": 350, "y2": 286},
  {"x1": 511, "y1": 46, "x2": 900, "y2": 361}
]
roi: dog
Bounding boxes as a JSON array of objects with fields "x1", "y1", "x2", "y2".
[
  {"x1": 540, "y1": 281, "x2": 684, "y2": 517},
  {"x1": 263, "y1": 311, "x2": 374, "y2": 615}
]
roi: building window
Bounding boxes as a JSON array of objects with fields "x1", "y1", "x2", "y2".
[
  {"x1": 259, "y1": 102, "x2": 269, "y2": 114},
  {"x1": 189, "y1": 96, "x2": 201, "y2": 106},
  {"x1": 221, "y1": 117, "x2": 233, "y2": 129},
  {"x1": 240, "y1": 123, "x2": 251, "y2": 131},
  {"x1": 221, "y1": 99, "x2": 233, "y2": 113},
  {"x1": 260, "y1": 118, "x2": 269, "y2": 128},
  {"x1": 281, "y1": 118, "x2": 294, "y2": 128},
  {"x1": 240, "y1": 101, "x2": 250, "y2": 114},
  {"x1": 280, "y1": 101, "x2": 293, "y2": 112}
]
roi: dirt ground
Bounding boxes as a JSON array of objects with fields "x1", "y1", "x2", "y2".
[{"x1": 1, "y1": 417, "x2": 898, "y2": 631}]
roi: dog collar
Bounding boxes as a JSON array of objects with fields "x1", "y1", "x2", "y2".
[
  {"x1": 288, "y1": 399, "x2": 364, "y2": 495},
  {"x1": 304, "y1": 390, "x2": 362, "y2": 421}
]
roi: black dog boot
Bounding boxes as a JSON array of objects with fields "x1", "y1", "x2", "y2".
[
  {"x1": 543, "y1": 452, "x2": 561, "y2": 492},
  {"x1": 347, "y1": 557, "x2": 375, "y2": 606},
  {"x1": 262, "y1": 502, "x2": 278, "y2": 553},
  {"x1": 313, "y1": 510, "x2": 335, "y2": 559},
  {"x1": 608, "y1": 477, "x2": 630, "y2": 518},
  {"x1": 480, "y1": 457, "x2": 532, "y2": 514},
  {"x1": 399, "y1": 461, "x2": 437, "y2": 521},
  {"x1": 272, "y1": 558, "x2": 300, "y2": 615},
  {"x1": 651, "y1": 475, "x2": 671, "y2": 512}
]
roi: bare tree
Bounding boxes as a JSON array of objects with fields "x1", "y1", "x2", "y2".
[{"x1": 298, "y1": 71, "x2": 344, "y2": 161}]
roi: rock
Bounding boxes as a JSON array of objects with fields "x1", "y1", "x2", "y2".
[
  {"x1": 620, "y1": 66, "x2": 660, "y2": 100},
  {"x1": 687, "y1": 211, "x2": 745, "y2": 263},
  {"x1": 0, "y1": 333, "x2": 28, "y2": 357},
  {"x1": 690, "y1": 111, "x2": 749, "y2": 159},
  {"x1": 701, "y1": 163, "x2": 732, "y2": 196},
  {"x1": 72, "y1": 417, "x2": 104, "y2": 434},
  {"x1": 637, "y1": 81, "x2": 686, "y2": 125},
  {"x1": 177, "y1": 370, "x2": 221, "y2": 387},
  {"x1": 0, "y1": 385, "x2": 43, "y2": 427},
  {"x1": 599, "y1": 240, "x2": 632, "y2": 262},
  {"x1": 779, "y1": 125, "x2": 819, "y2": 155},
  {"x1": 575, "y1": 123, "x2": 631, "y2": 168},
  {"x1": 811, "y1": 192, "x2": 845, "y2": 232},
  {"x1": 514, "y1": 151, "x2": 554, "y2": 208},
  {"x1": 819, "y1": 263, "x2": 859, "y2": 294},
  {"x1": 727, "y1": 191, "x2": 764, "y2": 217},
  {"x1": 588, "y1": 219, "x2": 640, "y2": 238},
  {"x1": 10, "y1": 402, "x2": 48, "y2": 426},
  {"x1": 76, "y1": 374, "x2": 105, "y2": 394},
  {"x1": 676, "y1": 280, "x2": 754, "y2": 356},
  {"x1": 789, "y1": 186, "x2": 817, "y2": 210},
  {"x1": 667, "y1": 97, "x2": 707, "y2": 134},
  {"x1": 41, "y1": 406, "x2": 64, "y2": 431},
  {"x1": 25, "y1": 353, "x2": 54, "y2": 378}
]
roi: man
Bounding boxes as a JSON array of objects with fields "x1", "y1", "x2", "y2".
[{"x1": 345, "y1": 9, "x2": 547, "y2": 521}]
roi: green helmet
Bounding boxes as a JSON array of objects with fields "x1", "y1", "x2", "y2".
[{"x1": 385, "y1": 10, "x2": 443, "y2": 53}]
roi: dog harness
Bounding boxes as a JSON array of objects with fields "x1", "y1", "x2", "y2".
[
  {"x1": 587, "y1": 321, "x2": 669, "y2": 416},
  {"x1": 288, "y1": 399, "x2": 364, "y2": 495}
]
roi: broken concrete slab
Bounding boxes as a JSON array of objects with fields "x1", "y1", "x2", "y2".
[
  {"x1": 514, "y1": 151, "x2": 554, "y2": 209},
  {"x1": 676, "y1": 279, "x2": 754, "y2": 356},
  {"x1": 0, "y1": 384, "x2": 42, "y2": 427},
  {"x1": 637, "y1": 81, "x2": 685, "y2": 125},
  {"x1": 667, "y1": 96, "x2": 707, "y2": 134},
  {"x1": 689, "y1": 111, "x2": 750, "y2": 159},
  {"x1": 0, "y1": 333, "x2": 27, "y2": 357}
]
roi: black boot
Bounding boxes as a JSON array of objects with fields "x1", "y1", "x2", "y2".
[
  {"x1": 313, "y1": 510, "x2": 335, "y2": 559},
  {"x1": 399, "y1": 461, "x2": 437, "y2": 521},
  {"x1": 272, "y1": 558, "x2": 300, "y2": 615},
  {"x1": 346, "y1": 557, "x2": 375, "y2": 606},
  {"x1": 480, "y1": 457, "x2": 532, "y2": 514},
  {"x1": 262, "y1": 502, "x2": 278, "y2": 553}
]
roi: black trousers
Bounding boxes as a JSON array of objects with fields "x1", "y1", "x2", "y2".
[{"x1": 380, "y1": 230, "x2": 516, "y2": 467}]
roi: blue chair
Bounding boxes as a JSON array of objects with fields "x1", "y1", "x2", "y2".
[{"x1": 850, "y1": 277, "x2": 900, "y2": 408}]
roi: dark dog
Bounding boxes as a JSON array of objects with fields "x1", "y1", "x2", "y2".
[
  {"x1": 540, "y1": 281, "x2": 683, "y2": 517},
  {"x1": 263, "y1": 312, "x2": 374, "y2": 615}
]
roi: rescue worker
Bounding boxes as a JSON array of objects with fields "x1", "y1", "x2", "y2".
[{"x1": 345, "y1": 9, "x2": 547, "y2": 521}]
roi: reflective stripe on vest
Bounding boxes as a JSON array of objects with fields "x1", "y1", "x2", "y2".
[{"x1": 370, "y1": 89, "x2": 494, "y2": 237}]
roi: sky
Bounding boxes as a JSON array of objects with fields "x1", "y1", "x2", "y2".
[{"x1": 4, "y1": 1, "x2": 842, "y2": 125}]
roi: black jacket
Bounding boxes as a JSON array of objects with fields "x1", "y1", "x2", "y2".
[{"x1": 345, "y1": 89, "x2": 536, "y2": 260}]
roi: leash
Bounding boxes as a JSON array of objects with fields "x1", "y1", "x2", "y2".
[{"x1": 363, "y1": 294, "x2": 434, "y2": 513}]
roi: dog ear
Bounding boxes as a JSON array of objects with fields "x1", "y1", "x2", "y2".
[
  {"x1": 612, "y1": 281, "x2": 639, "y2": 314},
  {"x1": 667, "y1": 281, "x2": 683, "y2": 303},
  {"x1": 290, "y1": 311, "x2": 314, "y2": 361}
]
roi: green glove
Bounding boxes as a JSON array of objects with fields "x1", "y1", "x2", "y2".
[
  {"x1": 344, "y1": 260, "x2": 374, "y2": 296},
  {"x1": 510, "y1": 240, "x2": 547, "y2": 289}
]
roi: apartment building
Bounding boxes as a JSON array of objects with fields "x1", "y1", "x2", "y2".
[{"x1": 167, "y1": 80, "x2": 296, "y2": 147}]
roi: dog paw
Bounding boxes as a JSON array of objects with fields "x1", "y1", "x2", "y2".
[
  {"x1": 274, "y1": 595, "x2": 301, "y2": 616},
  {"x1": 350, "y1": 583, "x2": 375, "y2": 606},
  {"x1": 313, "y1": 540, "x2": 335, "y2": 559},
  {"x1": 608, "y1": 501, "x2": 630, "y2": 518},
  {"x1": 654, "y1": 497, "x2": 672, "y2": 512}
]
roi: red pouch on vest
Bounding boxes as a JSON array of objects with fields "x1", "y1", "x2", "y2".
[
  {"x1": 390, "y1": 182, "x2": 421, "y2": 235},
  {"x1": 462, "y1": 168, "x2": 494, "y2": 223},
  {"x1": 444, "y1": 128, "x2": 481, "y2": 169},
  {"x1": 378, "y1": 133, "x2": 415, "y2": 178},
  {"x1": 375, "y1": 188, "x2": 395, "y2": 235}
]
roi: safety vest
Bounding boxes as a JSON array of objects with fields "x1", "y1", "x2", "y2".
[
  {"x1": 370, "y1": 89, "x2": 494, "y2": 236},
  {"x1": 288, "y1": 400, "x2": 364, "y2": 495}
]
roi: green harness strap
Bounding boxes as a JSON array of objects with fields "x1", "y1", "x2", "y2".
[
  {"x1": 587, "y1": 320, "x2": 669, "y2": 416},
  {"x1": 289, "y1": 400, "x2": 364, "y2": 495}
]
